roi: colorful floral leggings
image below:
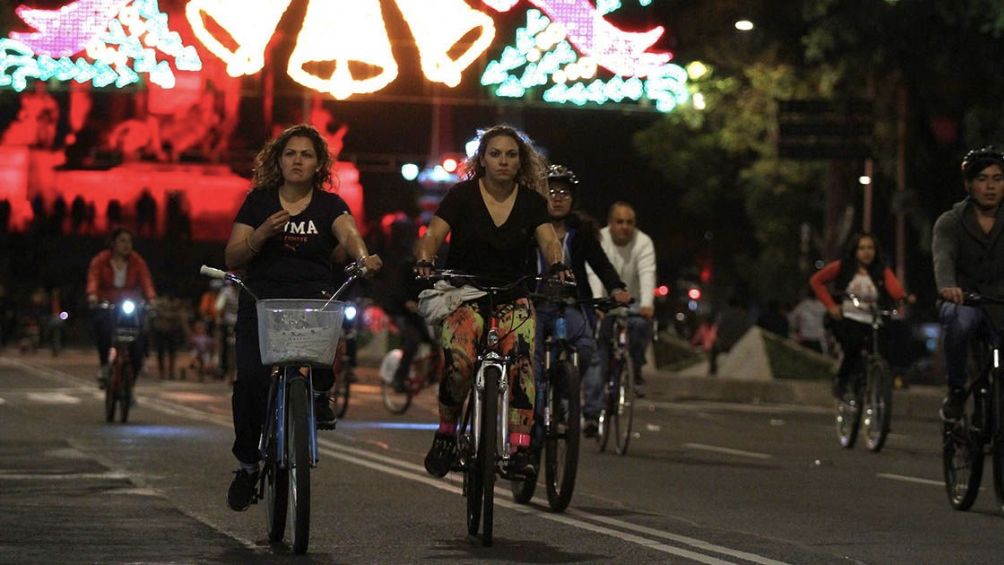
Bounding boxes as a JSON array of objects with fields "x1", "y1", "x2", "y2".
[{"x1": 438, "y1": 298, "x2": 536, "y2": 438}]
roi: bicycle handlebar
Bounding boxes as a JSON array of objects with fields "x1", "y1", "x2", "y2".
[{"x1": 963, "y1": 292, "x2": 1004, "y2": 306}]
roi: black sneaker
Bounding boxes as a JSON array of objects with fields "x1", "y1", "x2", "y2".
[
  {"x1": 583, "y1": 417, "x2": 599, "y2": 439},
  {"x1": 940, "y1": 387, "x2": 967, "y2": 422},
  {"x1": 424, "y1": 433, "x2": 457, "y2": 477},
  {"x1": 634, "y1": 374, "x2": 646, "y2": 398},
  {"x1": 508, "y1": 449, "x2": 537, "y2": 479},
  {"x1": 314, "y1": 394, "x2": 336, "y2": 428},
  {"x1": 392, "y1": 378, "x2": 408, "y2": 394},
  {"x1": 227, "y1": 468, "x2": 258, "y2": 511}
]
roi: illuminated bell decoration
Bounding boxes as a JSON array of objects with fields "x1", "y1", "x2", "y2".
[
  {"x1": 11, "y1": 0, "x2": 130, "y2": 59},
  {"x1": 185, "y1": 0, "x2": 293, "y2": 77},
  {"x1": 287, "y1": 0, "x2": 398, "y2": 100},
  {"x1": 395, "y1": 0, "x2": 495, "y2": 88}
]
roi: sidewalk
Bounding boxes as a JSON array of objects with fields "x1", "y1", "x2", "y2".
[{"x1": 642, "y1": 362, "x2": 946, "y2": 422}]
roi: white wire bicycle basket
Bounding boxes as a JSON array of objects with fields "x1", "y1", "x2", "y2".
[{"x1": 256, "y1": 299, "x2": 346, "y2": 366}]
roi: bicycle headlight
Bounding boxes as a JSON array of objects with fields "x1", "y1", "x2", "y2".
[
  {"x1": 344, "y1": 304, "x2": 357, "y2": 321},
  {"x1": 121, "y1": 300, "x2": 136, "y2": 315}
]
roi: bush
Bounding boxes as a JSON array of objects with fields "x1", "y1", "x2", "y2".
[
  {"x1": 653, "y1": 332, "x2": 704, "y2": 371},
  {"x1": 762, "y1": 331, "x2": 836, "y2": 380}
]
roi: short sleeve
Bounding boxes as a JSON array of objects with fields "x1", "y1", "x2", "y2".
[
  {"x1": 234, "y1": 190, "x2": 262, "y2": 227},
  {"x1": 435, "y1": 182, "x2": 465, "y2": 227}
]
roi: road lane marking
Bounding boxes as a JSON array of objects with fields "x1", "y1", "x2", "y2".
[
  {"x1": 18, "y1": 359, "x2": 790, "y2": 564},
  {"x1": 25, "y1": 392, "x2": 81, "y2": 405},
  {"x1": 683, "y1": 443, "x2": 774, "y2": 460},
  {"x1": 0, "y1": 471, "x2": 129, "y2": 480},
  {"x1": 876, "y1": 473, "x2": 943, "y2": 487}
]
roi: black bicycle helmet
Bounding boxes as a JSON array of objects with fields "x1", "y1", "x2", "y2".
[{"x1": 961, "y1": 146, "x2": 1004, "y2": 180}]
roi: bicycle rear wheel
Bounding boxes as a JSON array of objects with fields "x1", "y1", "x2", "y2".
[
  {"x1": 287, "y1": 378, "x2": 311, "y2": 554},
  {"x1": 479, "y1": 365, "x2": 499, "y2": 547},
  {"x1": 380, "y1": 350, "x2": 413, "y2": 415},
  {"x1": 546, "y1": 360, "x2": 580, "y2": 512},
  {"x1": 264, "y1": 426, "x2": 288, "y2": 542},
  {"x1": 332, "y1": 363, "x2": 351, "y2": 419},
  {"x1": 613, "y1": 356, "x2": 635, "y2": 456},
  {"x1": 863, "y1": 358, "x2": 893, "y2": 452},
  {"x1": 462, "y1": 392, "x2": 482, "y2": 536}
]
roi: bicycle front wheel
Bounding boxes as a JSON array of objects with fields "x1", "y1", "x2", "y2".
[
  {"x1": 104, "y1": 366, "x2": 116, "y2": 423},
  {"x1": 119, "y1": 360, "x2": 133, "y2": 423},
  {"x1": 863, "y1": 358, "x2": 893, "y2": 452},
  {"x1": 836, "y1": 378, "x2": 863, "y2": 449},
  {"x1": 612, "y1": 356, "x2": 635, "y2": 456},
  {"x1": 264, "y1": 428, "x2": 288, "y2": 542},
  {"x1": 545, "y1": 360, "x2": 580, "y2": 512},
  {"x1": 287, "y1": 378, "x2": 311, "y2": 554},
  {"x1": 479, "y1": 365, "x2": 499, "y2": 547},
  {"x1": 380, "y1": 350, "x2": 413, "y2": 415}
]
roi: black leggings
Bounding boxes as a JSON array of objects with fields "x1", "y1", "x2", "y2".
[
  {"x1": 833, "y1": 318, "x2": 887, "y2": 384},
  {"x1": 232, "y1": 317, "x2": 334, "y2": 465}
]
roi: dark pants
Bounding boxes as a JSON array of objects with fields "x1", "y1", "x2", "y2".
[
  {"x1": 233, "y1": 312, "x2": 334, "y2": 466},
  {"x1": 832, "y1": 318, "x2": 885, "y2": 385},
  {"x1": 93, "y1": 309, "x2": 145, "y2": 376},
  {"x1": 391, "y1": 312, "x2": 431, "y2": 384},
  {"x1": 941, "y1": 302, "x2": 992, "y2": 389}
]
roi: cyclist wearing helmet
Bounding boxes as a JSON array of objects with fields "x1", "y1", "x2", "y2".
[
  {"x1": 934, "y1": 146, "x2": 1004, "y2": 421},
  {"x1": 535, "y1": 165, "x2": 630, "y2": 438}
]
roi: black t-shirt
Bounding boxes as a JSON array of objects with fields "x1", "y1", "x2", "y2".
[
  {"x1": 234, "y1": 187, "x2": 349, "y2": 300},
  {"x1": 435, "y1": 179, "x2": 549, "y2": 284}
]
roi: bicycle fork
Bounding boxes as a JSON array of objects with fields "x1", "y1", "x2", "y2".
[
  {"x1": 259, "y1": 367, "x2": 320, "y2": 470},
  {"x1": 473, "y1": 326, "x2": 511, "y2": 468}
]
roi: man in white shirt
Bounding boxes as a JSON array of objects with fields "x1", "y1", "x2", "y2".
[{"x1": 585, "y1": 202, "x2": 656, "y2": 417}]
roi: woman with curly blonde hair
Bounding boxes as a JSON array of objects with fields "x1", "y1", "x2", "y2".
[
  {"x1": 415, "y1": 124, "x2": 567, "y2": 480},
  {"x1": 222, "y1": 123, "x2": 382, "y2": 512}
]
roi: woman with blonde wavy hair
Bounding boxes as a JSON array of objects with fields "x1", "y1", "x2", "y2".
[
  {"x1": 222, "y1": 124, "x2": 382, "y2": 512},
  {"x1": 415, "y1": 124, "x2": 567, "y2": 480}
]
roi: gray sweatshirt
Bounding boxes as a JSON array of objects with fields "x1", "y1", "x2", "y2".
[{"x1": 932, "y1": 197, "x2": 1004, "y2": 298}]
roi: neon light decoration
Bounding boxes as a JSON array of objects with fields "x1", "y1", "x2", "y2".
[
  {"x1": 481, "y1": 8, "x2": 688, "y2": 112},
  {"x1": 0, "y1": 0, "x2": 202, "y2": 92},
  {"x1": 185, "y1": 0, "x2": 496, "y2": 99}
]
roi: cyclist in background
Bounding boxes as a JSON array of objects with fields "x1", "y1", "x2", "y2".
[
  {"x1": 585, "y1": 201, "x2": 657, "y2": 398},
  {"x1": 86, "y1": 226, "x2": 157, "y2": 388},
  {"x1": 223, "y1": 124, "x2": 381, "y2": 512},
  {"x1": 536, "y1": 165, "x2": 630, "y2": 438},
  {"x1": 415, "y1": 124, "x2": 566, "y2": 480},
  {"x1": 933, "y1": 147, "x2": 1004, "y2": 421},
  {"x1": 810, "y1": 232, "x2": 906, "y2": 399}
]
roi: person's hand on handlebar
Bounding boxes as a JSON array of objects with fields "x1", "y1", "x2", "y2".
[
  {"x1": 611, "y1": 288, "x2": 631, "y2": 305},
  {"x1": 940, "y1": 287, "x2": 964, "y2": 305},
  {"x1": 546, "y1": 262, "x2": 573, "y2": 284},
  {"x1": 827, "y1": 304, "x2": 843, "y2": 319},
  {"x1": 360, "y1": 254, "x2": 382, "y2": 274},
  {"x1": 413, "y1": 258, "x2": 434, "y2": 279},
  {"x1": 87, "y1": 294, "x2": 98, "y2": 307}
]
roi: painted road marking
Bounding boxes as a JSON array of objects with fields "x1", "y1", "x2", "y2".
[
  {"x1": 876, "y1": 473, "x2": 943, "y2": 487},
  {"x1": 683, "y1": 443, "x2": 774, "y2": 460},
  {"x1": 25, "y1": 392, "x2": 81, "y2": 405}
]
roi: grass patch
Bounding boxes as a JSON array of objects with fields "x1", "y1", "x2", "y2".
[
  {"x1": 653, "y1": 333, "x2": 705, "y2": 371},
  {"x1": 762, "y1": 331, "x2": 836, "y2": 380}
]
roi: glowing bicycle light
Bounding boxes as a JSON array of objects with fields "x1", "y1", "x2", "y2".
[
  {"x1": 344, "y1": 304, "x2": 357, "y2": 321},
  {"x1": 121, "y1": 300, "x2": 136, "y2": 315}
]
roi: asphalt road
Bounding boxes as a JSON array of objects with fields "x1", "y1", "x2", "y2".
[{"x1": 0, "y1": 349, "x2": 999, "y2": 564}]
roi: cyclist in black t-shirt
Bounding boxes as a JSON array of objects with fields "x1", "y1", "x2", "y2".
[
  {"x1": 414, "y1": 124, "x2": 567, "y2": 479},
  {"x1": 223, "y1": 124, "x2": 382, "y2": 512}
]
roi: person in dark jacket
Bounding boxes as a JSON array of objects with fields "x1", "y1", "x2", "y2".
[
  {"x1": 933, "y1": 146, "x2": 1004, "y2": 421},
  {"x1": 534, "y1": 165, "x2": 630, "y2": 437}
]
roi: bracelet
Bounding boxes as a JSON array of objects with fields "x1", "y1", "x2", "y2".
[
  {"x1": 415, "y1": 259, "x2": 434, "y2": 269},
  {"x1": 246, "y1": 235, "x2": 260, "y2": 254}
]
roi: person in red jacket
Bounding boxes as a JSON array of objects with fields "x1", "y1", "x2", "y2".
[
  {"x1": 810, "y1": 233, "x2": 906, "y2": 399},
  {"x1": 86, "y1": 227, "x2": 157, "y2": 387}
]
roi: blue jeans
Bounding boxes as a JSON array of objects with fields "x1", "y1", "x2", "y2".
[
  {"x1": 534, "y1": 304, "x2": 595, "y2": 436},
  {"x1": 582, "y1": 314, "x2": 652, "y2": 418},
  {"x1": 941, "y1": 301, "x2": 992, "y2": 389}
]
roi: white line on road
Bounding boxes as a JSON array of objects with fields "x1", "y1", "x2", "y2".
[
  {"x1": 0, "y1": 471, "x2": 129, "y2": 480},
  {"x1": 876, "y1": 473, "x2": 943, "y2": 487},
  {"x1": 25, "y1": 392, "x2": 82, "y2": 405},
  {"x1": 683, "y1": 443, "x2": 774, "y2": 460}
]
